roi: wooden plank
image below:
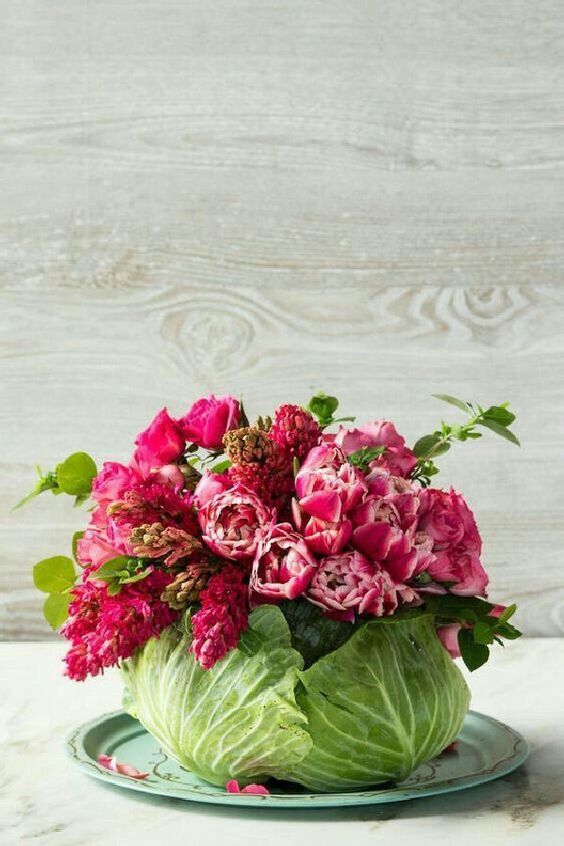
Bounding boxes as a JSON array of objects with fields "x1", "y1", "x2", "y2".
[{"x1": 1, "y1": 1, "x2": 564, "y2": 637}]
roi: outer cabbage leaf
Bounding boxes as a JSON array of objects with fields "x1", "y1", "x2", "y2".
[
  {"x1": 286, "y1": 613, "x2": 470, "y2": 790},
  {"x1": 122, "y1": 605, "x2": 312, "y2": 786}
]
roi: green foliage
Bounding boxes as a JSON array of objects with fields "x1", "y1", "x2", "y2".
[
  {"x1": 43, "y1": 593, "x2": 71, "y2": 630},
  {"x1": 33, "y1": 556, "x2": 75, "y2": 594},
  {"x1": 347, "y1": 445, "x2": 386, "y2": 472},
  {"x1": 14, "y1": 451, "x2": 98, "y2": 510},
  {"x1": 425, "y1": 594, "x2": 521, "y2": 672},
  {"x1": 90, "y1": 556, "x2": 152, "y2": 595},
  {"x1": 32, "y1": 554, "x2": 76, "y2": 630},
  {"x1": 411, "y1": 395, "x2": 520, "y2": 485},
  {"x1": 306, "y1": 392, "x2": 355, "y2": 429}
]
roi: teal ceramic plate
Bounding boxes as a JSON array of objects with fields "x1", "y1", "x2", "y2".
[{"x1": 66, "y1": 710, "x2": 528, "y2": 808}]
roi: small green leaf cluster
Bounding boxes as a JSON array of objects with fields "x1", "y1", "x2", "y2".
[
  {"x1": 306, "y1": 392, "x2": 355, "y2": 429},
  {"x1": 411, "y1": 395, "x2": 519, "y2": 486},
  {"x1": 426, "y1": 595, "x2": 521, "y2": 671},
  {"x1": 90, "y1": 556, "x2": 153, "y2": 596},
  {"x1": 14, "y1": 452, "x2": 97, "y2": 510},
  {"x1": 347, "y1": 445, "x2": 386, "y2": 472},
  {"x1": 33, "y1": 555, "x2": 76, "y2": 629}
]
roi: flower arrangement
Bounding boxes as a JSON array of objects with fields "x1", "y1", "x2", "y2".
[{"x1": 20, "y1": 392, "x2": 521, "y2": 791}]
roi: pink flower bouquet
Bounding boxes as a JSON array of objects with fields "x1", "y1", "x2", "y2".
[{"x1": 20, "y1": 392, "x2": 521, "y2": 792}]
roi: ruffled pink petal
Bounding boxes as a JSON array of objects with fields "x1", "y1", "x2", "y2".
[{"x1": 299, "y1": 490, "x2": 342, "y2": 522}]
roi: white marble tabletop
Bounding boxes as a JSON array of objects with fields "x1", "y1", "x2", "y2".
[{"x1": 1, "y1": 639, "x2": 563, "y2": 846}]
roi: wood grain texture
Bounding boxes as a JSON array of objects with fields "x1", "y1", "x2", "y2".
[{"x1": 1, "y1": 1, "x2": 564, "y2": 638}]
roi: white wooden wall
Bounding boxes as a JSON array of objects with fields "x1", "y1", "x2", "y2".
[{"x1": 1, "y1": 1, "x2": 563, "y2": 639}]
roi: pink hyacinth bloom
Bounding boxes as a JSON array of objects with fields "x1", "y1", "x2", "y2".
[
  {"x1": 306, "y1": 550, "x2": 409, "y2": 622},
  {"x1": 198, "y1": 485, "x2": 274, "y2": 561},
  {"x1": 268, "y1": 404, "x2": 322, "y2": 461},
  {"x1": 250, "y1": 522, "x2": 318, "y2": 602},
  {"x1": 132, "y1": 408, "x2": 185, "y2": 477},
  {"x1": 226, "y1": 779, "x2": 270, "y2": 795},
  {"x1": 98, "y1": 754, "x2": 149, "y2": 780},
  {"x1": 191, "y1": 565, "x2": 249, "y2": 669},
  {"x1": 179, "y1": 394, "x2": 240, "y2": 450},
  {"x1": 334, "y1": 420, "x2": 417, "y2": 477},
  {"x1": 437, "y1": 623, "x2": 462, "y2": 659}
]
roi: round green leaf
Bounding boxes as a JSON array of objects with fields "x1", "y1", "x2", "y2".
[
  {"x1": 43, "y1": 593, "x2": 71, "y2": 630},
  {"x1": 33, "y1": 556, "x2": 75, "y2": 593},
  {"x1": 56, "y1": 452, "x2": 97, "y2": 496}
]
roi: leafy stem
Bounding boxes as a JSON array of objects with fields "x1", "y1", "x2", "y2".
[{"x1": 411, "y1": 395, "x2": 520, "y2": 486}]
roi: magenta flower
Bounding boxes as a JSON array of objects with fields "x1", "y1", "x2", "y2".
[
  {"x1": 250, "y1": 523, "x2": 318, "y2": 602},
  {"x1": 91, "y1": 462, "x2": 141, "y2": 509},
  {"x1": 194, "y1": 471, "x2": 233, "y2": 508},
  {"x1": 198, "y1": 485, "x2": 274, "y2": 561},
  {"x1": 179, "y1": 394, "x2": 240, "y2": 450},
  {"x1": 334, "y1": 420, "x2": 416, "y2": 477},
  {"x1": 132, "y1": 408, "x2": 185, "y2": 477},
  {"x1": 292, "y1": 500, "x2": 352, "y2": 555},
  {"x1": 306, "y1": 550, "x2": 412, "y2": 622},
  {"x1": 269, "y1": 403, "x2": 321, "y2": 461},
  {"x1": 418, "y1": 488, "x2": 487, "y2": 596},
  {"x1": 191, "y1": 565, "x2": 249, "y2": 669},
  {"x1": 437, "y1": 624, "x2": 462, "y2": 659}
]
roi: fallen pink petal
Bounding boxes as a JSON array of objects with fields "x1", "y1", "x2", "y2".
[
  {"x1": 98, "y1": 754, "x2": 149, "y2": 779},
  {"x1": 226, "y1": 779, "x2": 270, "y2": 795}
]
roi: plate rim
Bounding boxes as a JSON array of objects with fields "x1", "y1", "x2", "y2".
[{"x1": 65, "y1": 709, "x2": 528, "y2": 808}]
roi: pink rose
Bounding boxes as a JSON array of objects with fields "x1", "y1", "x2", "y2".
[
  {"x1": 334, "y1": 420, "x2": 416, "y2": 477},
  {"x1": 198, "y1": 485, "x2": 274, "y2": 560},
  {"x1": 418, "y1": 488, "x2": 487, "y2": 596},
  {"x1": 194, "y1": 471, "x2": 232, "y2": 508},
  {"x1": 292, "y1": 500, "x2": 352, "y2": 555},
  {"x1": 92, "y1": 462, "x2": 140, "y2": 508},
  {"x1": 437, "y1": 624, "x2": 462, "y2": 659},
  {"x1": 418, "y1": 488, "x2": 481, "y2": 551},
  {"x1": 306, "y1": 551, "x2": 417, "y2": 622},
  {"x1": 250, "y1": 523, "x2": 318, "y2": 602},
  {"x1": 76, "y1": 528, "x2": 122, "y2": 568},
  {"x1": 133, "y1": 408, "x2": 185, "y2": 477},
  {"x1": 179, "y1": 394, "x2": 240, "y2": 450}
]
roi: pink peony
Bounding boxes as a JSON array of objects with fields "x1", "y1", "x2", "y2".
[
  {"x1": 292, "y1": 499, "x2": 352, "y2": 555},
  {"x1": 198, "y1": 485, "x2": 274, "y2": 561},
  {"x1": 76, "y1": 527, "x2": 122, "y2": 568},
  {"x1": 250, "y1": 523, "x2": 318, "y2": 602},
  {"x1": 132, "y1": 408, "x2": 185, "y2": 477},
  {"x1": 269, "y1": 404, "x2": 321, "y2": 461},
  {"x1": 307, "y1": 550, "x2": 417, "y2": 622},
  {"x1": 91, "y1": 462, "x2": 141, "y2": 508},
  {"x1": 418, "y1": 488, "x2": 487, "y2": 596},
  {"x1": 194, "y1": 471, "x2": 233, "y2": 508},
  {"x1": 179, "y1": 394, "x2": 240, "y2": 450},
  {"x1": 437, "y1": 624, "x2": 462, "y2": 659},
  {"x1": 296, "y1": 445, "x2": 367, "y2": 523},
  {"x1": 334, "y1": 420, "x2": 416, "y2": 477},
  {"x1": 191, "y1": 565, "x2": 249, "y2": 669}
]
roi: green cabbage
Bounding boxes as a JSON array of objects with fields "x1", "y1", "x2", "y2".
[{"x1": 122, "y1": 605, "x2": 470, "y2": 791}]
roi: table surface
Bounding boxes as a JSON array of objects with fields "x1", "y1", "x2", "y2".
[{"x1": 1, "y1": 639, "x2": 563, "y2": 846}]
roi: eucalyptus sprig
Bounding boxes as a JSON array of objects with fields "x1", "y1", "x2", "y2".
[
  {"x1": 411, "y1": 395, "x2": 519, "y2": 486},
  {"x1": 307, "y1": 392, "x2": 355, "y2": 429}
]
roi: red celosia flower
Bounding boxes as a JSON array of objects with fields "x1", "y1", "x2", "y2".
[
  {"x1": 269, "y1": 404, "x2": 322, "y2": 462},
  {"x1": 190, "y1": 565, "x2": 249, "y2": 669},
  {"x1": 62, "y1": 569, "x2": 177, "y2": 681}
]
